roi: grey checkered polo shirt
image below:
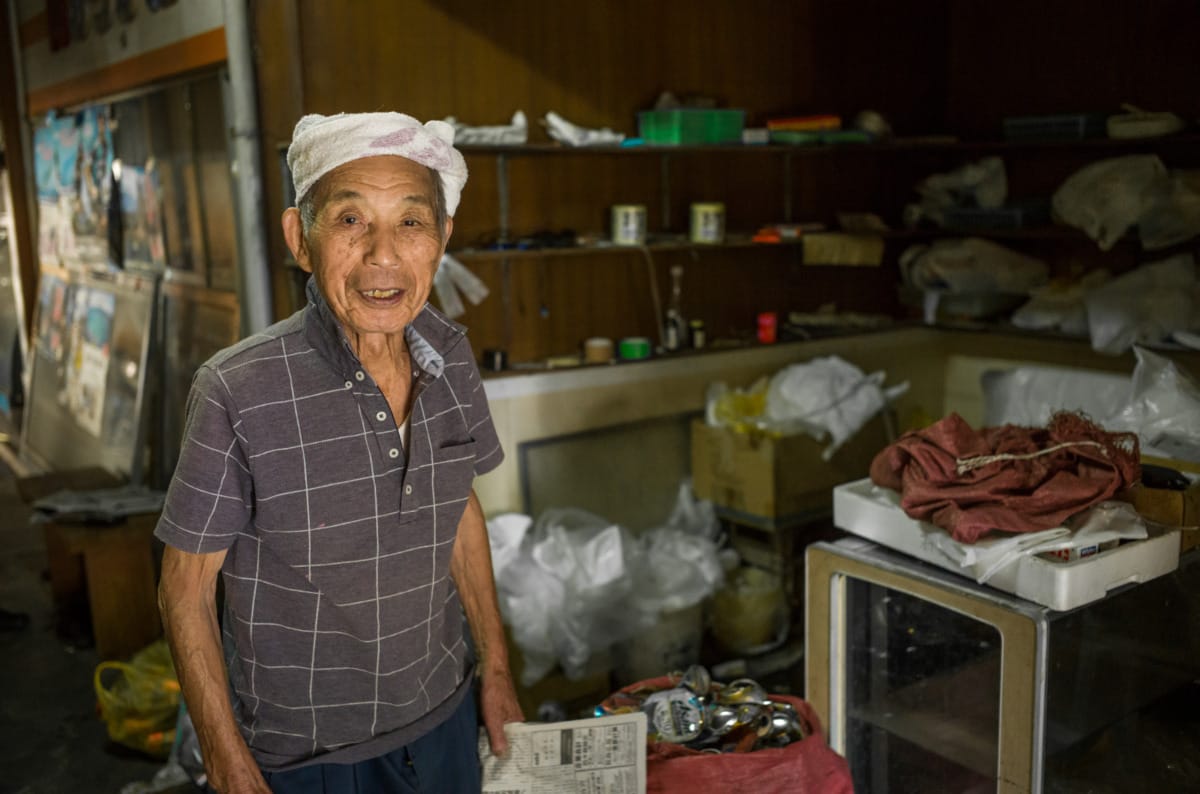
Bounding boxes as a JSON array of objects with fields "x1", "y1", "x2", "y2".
[{"x1": 155, "y1": 278, "x2": 503, "y2": 770}]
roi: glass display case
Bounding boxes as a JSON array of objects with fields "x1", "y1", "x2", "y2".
[{"x1": 806, "y1": 538, "x2": 1200, "y2": 794}]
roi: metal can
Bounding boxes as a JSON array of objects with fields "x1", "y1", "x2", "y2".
[
  {"x1": 690, "y1": 202, "x2": 725, "y2": 244},
  {"x1": 611, "y1": 204, "x2": 647, "y2": 246}
]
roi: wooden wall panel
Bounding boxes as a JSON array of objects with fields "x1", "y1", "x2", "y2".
[
  {"x1": 253, "y1": 0, "x2": 949, "y2": 362},
  {"x1": 946, "y1": 0, "x2": 1200, "y2": 138}
]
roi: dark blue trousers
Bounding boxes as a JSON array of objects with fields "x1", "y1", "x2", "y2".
[{"x1": 257, "y1": 691, "x2": 481, "y2": 794}]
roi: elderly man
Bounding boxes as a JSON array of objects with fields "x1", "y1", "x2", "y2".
[{"x1": 156, "y1": 112, "x2": 523, "y2": 793}]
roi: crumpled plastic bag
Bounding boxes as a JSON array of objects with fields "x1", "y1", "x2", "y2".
[
  {"x1": 1011, "y1": 269, "x2": 1111, "y2": 336},
  {"x1": 94, "y1": 639, "x2": 180, "y2": 758},
  {"x1": 433, "y1": 253, "x2": 490, "y2": 318},
  {"x1": 1106, "y1": 346, "x2": 1200, "y2": 462},
  {"x1": 1139, "y1": 170, "x2": 1200, "y2": 250},
  {"x1": 444, "y1": 110, "x2": 528, "y2": 145},
  {"x1": 904, "y1": 156, "x2": 1007, "y2": 228},
  {"x1": 627, "y1": 481, "x2": 727, "y2": 620},
  {"x1": 900, "y1": 237, "x2": 1049, "y2": 295},
  {"x1": 489, "y1": 484, "x2": 726, "y2": 685},
  {"x1": 981, "y1": 348, "x2": 1200, "y2": 463},
  {"x1": 982, "y1": 365, "x2": 1131, "y2": 429},
  {"x1": 542, "y1": 111, "x2": 625, "y2": 146},
  {"x1": 490, "y1": 507, "x2": 643, "y2": 684},
  {"x1": 707, "y1": 357, "x2": 907, "y2": 460},
  {"x1": 1053, "y1": 155, "x2": 1167, "y2": 250},
  {"x1": 1084, "y1": 253, "x2": 1199, "y2": 354}
]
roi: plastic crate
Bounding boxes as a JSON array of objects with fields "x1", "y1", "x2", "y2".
[
  {"x1": 1002, "y1": 114, "x2": 1109, "y2": 141},
  {"x1": 637, "y1": 109, "x2": 745, "y2": 145}
]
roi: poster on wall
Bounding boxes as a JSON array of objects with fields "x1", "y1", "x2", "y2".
[
  {"x1": 34, "y1": 117, "x2": 71, "y2": 267},
  {"x1": 73, "y1": 107, "x2": 114, "y2": 267},
  {"x1": 34, "y1": 272, "x2": 71, "y2": 366},
  {"x1": 120, "y1": 161, "x2": 167, "y2": 272},
  {"x1": 23, "y1": 268, "x2": 156, "y2": 478},
  {"x1": 65, "y1": 287, "x2": 115, "y2": 438}
]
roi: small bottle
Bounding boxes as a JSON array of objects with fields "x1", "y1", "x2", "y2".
[
  {"x1": 663, "y1": 265, "x2": 686, "y2": 352},
  {"x1": 689, "y1": 319, "x2": 706, "y2": 350}
]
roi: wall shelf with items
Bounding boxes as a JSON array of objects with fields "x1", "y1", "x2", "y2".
[
  {"x1": 456, "y1": 130, "x2": 1200, "y2": 256},
  {"x1": 438, "y1": 129, "x2": 1200, "y2": 365},
  {"x1": 451, "y1": 236, "x2": 804, "y2": 262}
]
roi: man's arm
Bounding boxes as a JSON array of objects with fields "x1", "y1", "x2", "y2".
[
  {"x1": 158, "y1": 546, "x2": 270, "y2": 793},
  {"x1": 451, "y1": 489, "x2": 525, "y2": 756}
]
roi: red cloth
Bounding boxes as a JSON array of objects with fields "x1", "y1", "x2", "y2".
[
  {"x1": 870, "y1": 412, "x2": 1140, "y2": 543},
  {"x1": 601, "y1": 674, "x2": 854, "y2": 794}
]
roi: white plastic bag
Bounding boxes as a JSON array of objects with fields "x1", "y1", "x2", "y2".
[
  {"x1": 1139, "y1": 170, "x2": 1200, "y2": 251},
  {"x1": 1084, "y1": 254, "x2": 1198, "y2": 354},
  {"x1": 1052, "y1": 155, "x2": 1167, "y2": 250},
  {"x1": 488, "y1": 485, "x2": 728, "y2": 685},
  {"x1": 1107, "y1": 346, "x2": 1200, "y2": 462},
  {"x1": 1011, "y1": 270, "x2": 1111, "y2": 336},
  {"x1": 900, "y1": 237, "x2": 1049, "y2": 294},
  {"x1": 904, "y1": 156, "x2": 1007, "y2": 227},
  {"x1": 763, "y1": 357, "x2": 908, "y2": 460},
  {"x1": 530, "y1": 509, "x2": 640, "y2": 681},
  {"x1": 628, "y1": 482, "x2": 726, "y2": 619}
]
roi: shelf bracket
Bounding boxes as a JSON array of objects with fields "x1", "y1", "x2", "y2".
[
  {"x1": 497, "y1": 152, "x2": 510, "y2": 245},
  {"x1": 660, "y1": 153, "x2": 671, "y2": 231},
  {"x1": 783, "y1": 151, "x2": 794, "y2": 223}
]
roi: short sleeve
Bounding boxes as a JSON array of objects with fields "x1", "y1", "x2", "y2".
[
  {"x1": 460, "y1": 348, "x2": 504, "y2": 477},
  {"x1": 155, "y1": 365, "x2": 254, "y2": 554}
]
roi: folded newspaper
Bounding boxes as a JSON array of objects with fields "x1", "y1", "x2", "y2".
[{"x1": 480, "y1": 713, "x2": 647, "y2": 794}]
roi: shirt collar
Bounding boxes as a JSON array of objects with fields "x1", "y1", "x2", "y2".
[{"x1": 302, "y1": 276, "x2": 465, "y2": 379}]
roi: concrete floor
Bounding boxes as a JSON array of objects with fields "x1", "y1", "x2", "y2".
[
  {"x1": 1, "y1": 452, "x2": 1197, "y2": 793},
  {"x1": 0, "y1": 466, "x2": 180, "y2": 794}
]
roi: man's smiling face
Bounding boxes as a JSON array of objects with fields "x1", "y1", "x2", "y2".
[{"x1": 286, "y1": 155, "x2": 452, "y2": 342}]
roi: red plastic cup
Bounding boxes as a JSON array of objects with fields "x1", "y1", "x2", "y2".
[{"x1": 757, "y1": 312, "x2": 778, "y2": 344}]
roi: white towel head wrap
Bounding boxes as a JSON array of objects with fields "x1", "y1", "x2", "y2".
[{"x1": 287, "y1": 112, "x2": 468, "y2": 216}]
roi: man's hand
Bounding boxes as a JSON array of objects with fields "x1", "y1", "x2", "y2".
[{"x1": 479, "y1": 665, "x2": 525, "y2": 757}]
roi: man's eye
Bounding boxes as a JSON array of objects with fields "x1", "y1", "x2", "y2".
[{"x1": 341, "y1": 215, "x2": 360, "y2": 225}]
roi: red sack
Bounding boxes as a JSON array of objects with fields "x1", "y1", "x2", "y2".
[{"x1": 603, "y1": 674, "x2": 854, "y2": 794}]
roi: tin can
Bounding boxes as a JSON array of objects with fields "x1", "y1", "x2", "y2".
[
  {"x1": 611, "y1": 204, "x2": 647, "y2": 246},
  {"x1": 690, "y1": 202, "x2": 725, "y2": 244}
]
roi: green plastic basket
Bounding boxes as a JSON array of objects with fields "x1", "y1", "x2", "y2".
[{"x1": 638, "y1": 109, "x2": 745, "y2": 145}]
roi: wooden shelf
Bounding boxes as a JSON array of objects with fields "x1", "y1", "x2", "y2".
[
  {"x1": 450, "y1": 236, "x2": 805, "y2": 262},
  {"x1": 883, "y1": 226, "x2": 1097, "y2": 242},
  {"x1": 458, "y1": 132, "x2": 1200, "y2": 158},
  {"x1": 449, "y1": 224, "x2": 1135, "y2": 262}
]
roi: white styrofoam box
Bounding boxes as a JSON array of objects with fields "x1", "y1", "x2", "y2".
[{"x1": 833, "y1": 478, "x2": 1180, "y2": 611}]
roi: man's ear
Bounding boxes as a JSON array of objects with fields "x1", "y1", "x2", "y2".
[
  {"x1": 282, "y1": 207, "x2": 312, "y2": 273},
  {"x1": 442, "y1": 216, "x2": 454, "y2": 250}
]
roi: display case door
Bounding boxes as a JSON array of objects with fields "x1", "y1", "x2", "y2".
[{"x1": 807, "y1": 540, "x2": 1049, "y2": 794}]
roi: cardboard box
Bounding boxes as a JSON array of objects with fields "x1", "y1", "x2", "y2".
[
  {"x1": 691, "y1": 416, "x2": 890, "y2": 523},
  {"x1": 1131, "y1": 480, "x2": 1200, "y2": 554}
]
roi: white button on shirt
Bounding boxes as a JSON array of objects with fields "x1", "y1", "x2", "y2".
[
  {"x1": 404, "y1": 484, "x2": 413, "y2": 495},
  {"x1": 376, "y1": 411, "x2": 387, "y2": 422},
  {"x1": 355, "y1": 370, "x2": 366, "y2": 381},
  {"x1": 388, "y1": 448, "x2": 400, "y2": 459}
]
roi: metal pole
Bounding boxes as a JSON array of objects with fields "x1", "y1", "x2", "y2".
[{"x1": 222, "y1": 0, "x2": 272, "y2": 335}]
